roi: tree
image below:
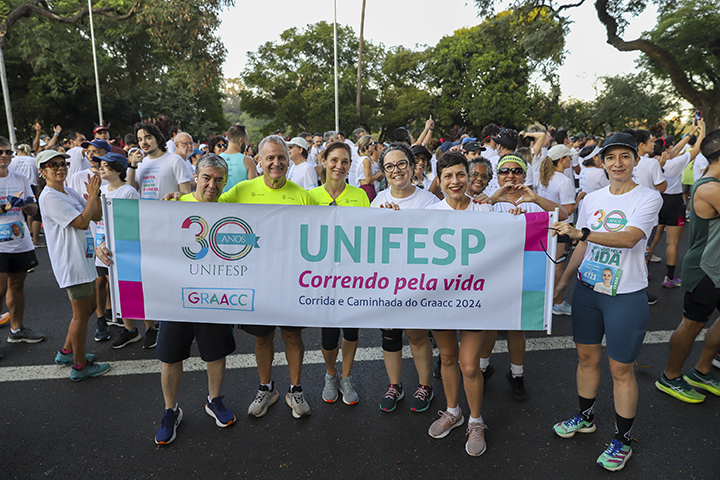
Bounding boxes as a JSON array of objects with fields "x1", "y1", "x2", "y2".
[
  {"x1": 0, "y1": 0, "x2": 232, "y2": 142},
  {"x1": 474, "y1": 0, "x2": 720, "y2": 130}
]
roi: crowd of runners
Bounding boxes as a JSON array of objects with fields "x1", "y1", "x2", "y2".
[{"x1": 1, "y1": 118, "x2": 719, "y2": 471}]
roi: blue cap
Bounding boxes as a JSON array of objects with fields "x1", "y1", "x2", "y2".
[
  {"x1": 80, "y1": 139, "x2": 113, "y2": 153},
  {"x1": 95, "y1": 152, "x2": 128, "y2": 170},
  {"x1": 191, "y1": 148, "x2": 204, "y2": 157}
]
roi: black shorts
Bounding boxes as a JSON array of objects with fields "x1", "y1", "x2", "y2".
[
  {"x1": 240, "y1": 324, "x2": 305, "y2": 337},
  {"x1": 156, "y1": 321, "x2": 236, "y2": 364},
  {"x1": 658, "y1": 193, "x2": 686, "y2": 227},
  {"x1": 96, "y1": 266, "x2": 109, "y2": 277},
  {"x1": 683, "y1": 275, "x2": 720, "y2": 323},
  {"x1": 0, "y1": 250, "x2": 38, "y2": 274}
]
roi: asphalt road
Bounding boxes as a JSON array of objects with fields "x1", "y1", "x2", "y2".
[{"x1": 0, "y1": 234, "x2": 717, "y2": 480}]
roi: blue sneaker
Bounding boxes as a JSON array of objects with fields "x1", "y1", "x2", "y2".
[
  {"x1": 54, "y1": 351, "x2": 95, "y2": 365},
  {"x1": 552, "y1": 301, "x2": 572, "y2": 316},
  {"x1": 205, "y1": 396, "x2": 236, "y2": 427},
  {"x1": 94, "y1": 319, "x2": 110, "y2": 342},
  {"x1": 155, "y1": 407, "x2": 183, "y2": 445},
  {"x1": 70, "y1": 361, "x2": 111, "y2": 381},
  {"x1": 597, "y1": 439, "x2": 632, "y2": 471},
  {"x1": 553, "y1": 414, "x2": 596, "y2": 438}
]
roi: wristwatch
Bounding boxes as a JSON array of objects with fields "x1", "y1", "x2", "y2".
[{"x1": 580, "y1": 227, "x2": 591, "y2": 242}]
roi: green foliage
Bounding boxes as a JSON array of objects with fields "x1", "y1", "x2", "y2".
[{"x1": 0, "y1": 0, "x2": 232, "y2": 142}]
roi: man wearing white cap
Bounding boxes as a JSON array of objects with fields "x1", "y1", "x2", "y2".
[{"x1": 286, "y1": 137, "x2": 317, "y2": 190}]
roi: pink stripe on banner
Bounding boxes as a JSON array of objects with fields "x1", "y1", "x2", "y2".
[
  {"x1": 524, "y1": 212, "x2": 550, "y2": 252},
  {"x1": 119, "y1": 281, "x2": 145, "y2": 319}
]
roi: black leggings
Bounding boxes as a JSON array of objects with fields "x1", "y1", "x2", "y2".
[{"x1": 321, "y1": 328, "x2": 359, "y2": 350}]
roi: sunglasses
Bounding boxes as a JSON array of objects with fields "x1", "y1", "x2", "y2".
[
  {"x1": 216, "y1": 144, "x2": 227, "y2": 149},
  {"x1": 0, "y1": 149, "x2": 14, "y2": 156},
  {"x1": 44, "y1": 162, "x2": 70, "y2": 170},
  {"x1": 498, "y1": 167, "x2": 525, "y2": 175}
]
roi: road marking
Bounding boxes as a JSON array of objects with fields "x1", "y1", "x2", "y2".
[{"x1": 0, "y1": 329, "x2": 704, "y2": 383}]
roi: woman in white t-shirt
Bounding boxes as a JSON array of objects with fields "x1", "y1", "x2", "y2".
[
  {"x1": 550, "y1": 133, "x2": 662, "y2": 471},
  {"x1": 424, "y1": 151, "x2": 489, "y2": 456},
  {"x1": 371, "y1": 143, "x2": 439, "y2": 415},
  {"x1": 356, "y1": 135, "x2": 383, "y2": 202},
  {"x1": 577, "y1": 145, "x2": 610, "y2": 198},
  {"x1": 36, "y1": 150, "x2": 111, "y2": 381},
  {"x1": 536, "y1": 144, "x2": 578, "y2": 315}
]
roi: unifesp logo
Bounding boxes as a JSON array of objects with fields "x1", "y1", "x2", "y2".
[
  {"x1": 182, "y1": 288, "x2": 255, "y2": 311},
  {"x1": 182, "y1": 216, "x2": 260, "y2": 261}
]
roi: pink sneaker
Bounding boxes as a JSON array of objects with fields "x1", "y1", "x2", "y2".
[{"x1": 661, "y1": 276, "x2": 681, "y2": 288}]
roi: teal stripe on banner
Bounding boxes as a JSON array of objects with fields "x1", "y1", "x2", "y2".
[
  {"x1": 113, "y1": 199, "x2": 140, "y2": 242},
  {"x1": 522, "y1": 251, "x2": 547, "y2": 292},
  {"x1": 521, "y1": 291, "x2": 545, "y2": 330}
]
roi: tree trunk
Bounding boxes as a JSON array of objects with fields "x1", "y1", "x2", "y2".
[{"x1": 356, "y1": 0, "x2": 366, "y2": 128}]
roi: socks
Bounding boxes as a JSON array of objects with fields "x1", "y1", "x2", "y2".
[
  {"x1": 578, "y1": 395, "x2": 596, "y2": 422},
  {"x1": 290, "y1": 384, "x2": 303, "y2": 393},
  {"x1": 261, "y1": 380, "x2": 273, "y2": 391},
  {"x1": 614, "y1": 414, "x2": 635, "y2": 446},
  {"x1": 479, "y1": 357, "x2": 490, "y2": 372},
  {"x1": 510, "y1": 363, "x2": 524, "y2": 378},
  {"x1": 667, "y1": 265, "x2": 676, "y2": 279},
  {"x1": 469, "y1": 415, "x2": 483, "y2": 425},
  {"x1": 10, "y1": 328, "x2": 20, "y2": 334},
  {"x1": 447, "y1": 405, "x2": 461, "y2": 417}
]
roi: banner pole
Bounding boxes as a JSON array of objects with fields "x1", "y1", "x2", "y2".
[{"x1": 545, "y1": 208, "x2": 559, "y2": 334}]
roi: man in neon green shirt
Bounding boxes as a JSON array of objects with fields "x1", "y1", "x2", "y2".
[{"x1": 221, "y1": 135, "x2": 315, "y2": 419}]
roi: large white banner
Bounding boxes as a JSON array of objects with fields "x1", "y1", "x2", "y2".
[{"x1": 104, "y1": 199, "x2": 556, "y2": 332}]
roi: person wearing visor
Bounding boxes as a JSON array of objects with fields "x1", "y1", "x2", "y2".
[
  {"x1": 550, "y1": 132, "x2": 662, "y2": 471},
  {"x1": 577, "y1": 144, "x2": 609, "y2": 200}
]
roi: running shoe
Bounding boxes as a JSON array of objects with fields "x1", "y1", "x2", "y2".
[
  {"x1": 482, "y1": 364, "x2": 495, "y2": 386},
  {"x1": 322, "y1": 372, "x2": 339, "y2": 403},
  {"x1": 410, "y1": 385, "x2": 434, "y2": 412},
  {"x1": 506, "y1": 371, "x2": 527, "y2": 402},
  {"x1": 465, "y1": 421, "x2": 488, "y2": 456},
  {"x1": 713, "y1": 353, "x2": 720, "y2": 370},
  {"x1": 285, "y1": 386, "x2": 311, "y2": 418},
  {"x1": 339, "y1": 376, "x2": 359, "y2": 405},
  {"x1": 112, "y1": 328, "x2": 141, "y2": 349},
  {"x1": 596, "y1": 439, "x2": 632, "y2": 471},
  {"x1": 94, "y1": 319, "x2": 110, "y2": 342},
  {"x1": 379, "y1": 384, "x2": 404, "y2": 412},
  {"x1": 553, "y1": 414, "x2": 596, "y2": 438},
  {"x1": 247, "y1": 384, "x2": 279, "y2": 417},
  {"x1": 428, "y1": 409, "x2": 465, "y2": 438},
  {"x1": 552, "y1": 301, "x2": 572, "y2": 316},
  {"x1": 650, "y1": 254, "x2": 662, "y2": 263},
  {"x1": 205, "y1": 396, "x2": 236, "y2": 427},
  {"x1": 647, "y1": 293, "x2": 658, "y2": 305},
  {"x1": 54, "y1": 351, "x2": 95, "y2": 365},
  {"x1": 0, "y1": 312, "x2": 9, "y2": 326},
  {"x1": 70, "y1": 361, "x2": 111, "y2": 381},
  {"x1": 107, "y1": 316, "x2": 125, "y2": 328},
  {"x1": 155, "y1": 407, "x2": 183, "y2": 445},
  {"x1": 655, "y1": 373, "x2": 705, "y2": 403},
  {"x1": 143, "y1": 327, "x2": 158, "y2": 349},
  {"x1": 7, "y1": 326, "x2": 45, "y2": 343},
  {"x1": 684, "y1": 368, "x2": 720, "y2": 396},
  {"x1": 661, "y1": 276, "x2": 681, "y2": 288}
]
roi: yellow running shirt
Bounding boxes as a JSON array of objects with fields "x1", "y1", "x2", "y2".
[
  {"x1": 219, "y1": 176, "x2": 314, "y2": 205},
  {"x1": 309, "y1": 184, "x2": 370, "y2": 207}
]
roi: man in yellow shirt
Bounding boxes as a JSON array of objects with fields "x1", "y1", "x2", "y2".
[{"x1": 220, "y1": 135, "x2": 315, "y2": 419}]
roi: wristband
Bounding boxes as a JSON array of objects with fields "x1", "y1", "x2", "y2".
[
  {"x1": 129, "y1": 165, "x2": 138, "y2": 170},
  {"x1": 580, "y1": 227, "x2": 590, "y2": 242},
  {"x1": 54, "y1": 132, "x2": 60, "y2": 136}
]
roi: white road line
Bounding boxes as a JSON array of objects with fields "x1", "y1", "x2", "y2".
[{"x1": 0, "y1": 329, "x2": 704, "y2": 383}]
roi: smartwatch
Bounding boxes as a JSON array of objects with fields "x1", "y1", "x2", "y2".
[{"x1": 580, "y1": 227, "x2": 591, "y2": 242}]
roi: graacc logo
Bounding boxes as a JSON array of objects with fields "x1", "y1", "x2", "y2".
[{"x1": 182, "y1": 215, "x2": 260, "y2": 261}]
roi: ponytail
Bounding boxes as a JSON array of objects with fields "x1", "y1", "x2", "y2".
[{"x1": 538, "y1": 156, "x2": 556, "y2": 187}]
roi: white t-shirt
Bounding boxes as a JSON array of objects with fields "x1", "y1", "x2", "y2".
[
  {"x1": 348, "y1": 155, "x2": 364, "y2": 188},
  {"x1": 39, "y1": 187, "x2": 96, "y2": 288},
  {"x1": 663, "y1": 151, "x2": 693, "y2": 195},
  {"x1": 493, "y1": 201, "x2": 544, "y2": 214},
  {"x1": 693, "y1": 153, "x2": 708, "y2": 182},
  {"x1": 287, "y1": 161, "x2": 317, "y2": 191},
  {"x1": 535, "y1": 172, "x2": 576, "y2": 207},
  {"x1": 68, "y1": 169, "x2": 108, "y2": 198},
  {"x1": 65, "y1": 146, "x2": 91, "y2": 184},
  {"x1": 579, "y1": 167, "x2": 610, "y2": 194},
  {"x1": 357, "y1": 157, "x2": 381, "y2": 192},
  {"x1": 135, "y1": 152, "x2": 191, "y2": 200},
  {"x1": 95, "y1": 184, "x2": 139, "y2": 267},
  {"x1": 427, "y1": 196, "x2": 493, "y2": 211},
  {"x1": 0, "y1": 170, "x2": 35, "y2": 253},
  {"x1": 576, "y1": 185, "x2": 662, "y2": 294},
  {"x1": 484, "y1": 150, "x2": 500, "y2": 196},
  {"x1": 371, "y1": 187, "x2": 439, "y2": 209},
  {"x1": 166, "y1": 139, "x2": 176, "y2": 154},
  {"x1": 9, "y1": 156, "x2": 38, "y2": 187},
  {"x1": 633, "y1": 155, "x2": 665, "y2": 190}
]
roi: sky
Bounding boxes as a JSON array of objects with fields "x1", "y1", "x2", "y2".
[{"x1": 217, "y1": 0, "x2": 658, "y2": 102}]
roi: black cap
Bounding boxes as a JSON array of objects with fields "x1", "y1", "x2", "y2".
[
  {"x1": 463, "y1": 141, "x2": 485, "y2": 152},
  {"x1": 491, "y1": 128, "x2": 519, "y2": 150},
  {"x1": 599, "y1": 132, "x2": 638, "y2": 158},
  {"x1": 410, "y1": 145, "x2": 432, "y2": 159}
]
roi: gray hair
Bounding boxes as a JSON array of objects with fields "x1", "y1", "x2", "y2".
[
  {"x1": 469, "y1": 156, "x2": 493, "y2": 182},
  {"x1": 323, "y1": 130, "x2": 337, "y2": 142},
  {"x1": 258, "y1": 134, "x2": 289, "y2": 159},
  {"x1": 352, "y1": 127, "x2": 367, "y2": 140},
  {"x1": 196, "y1": 153, "x2": 228, "y2": 175}
]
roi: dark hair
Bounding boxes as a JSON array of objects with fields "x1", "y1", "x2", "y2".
[
  {"x1": 701, "y1": 129, "x2": 720, "y2": 163},
  {"x1": 481, "y1": 123, "x2": 500, "y2": 141},
  {"x1": 337, "y1": 131, "x2": 346, "y2": 138},
  {"x1": 554, "y1": 129, "x2": 568, "y2": 145},
  {"x1": 313, "y1": 132, "x2": 323, "y2": 138},
  {"x1": 687, "y1": 135, "x2": 697, "y2": 147},
  {"x1": 627, "y1": 128, "x2": 651, "y2": 146},
  {"x1": 106, "y1": 160, "x2": 127, "y2": 181},
  {"x1": 208, "y1": 135, "x2": 227, "y2": 153},
  {"x1": 134, "y1": 123, "x2": 167, "y2": 152},
  {"x1": 124, "y1": 133, "x2": 137, "y2": 146},
  {"x1": 167, "y1": 126, "x2": 180, "y2": 137},
  {"x1": 318, "y1": 141, "x2": 352, "y2": 184},
  {"x1": 436, "y1": 151, "x2": 469, "y2": 177},
  {"x1": 226, "y1": 125, "x2": 248, "y2": 145},
  {"x1": 653, "y1": 138, "x2": 670, "y2": 157},
  {"x1": 0, "y1": 135, "x2": 10, "y2": 148},
  {"x1": 67, "y1": 132, "x2": 83, "y2": 142},
  {"x1": 378, "y1": 142, "x2": 415, "y2": 172},
  {"x1": 392, "y1": 127, "x2": 411, "y2": 144}
]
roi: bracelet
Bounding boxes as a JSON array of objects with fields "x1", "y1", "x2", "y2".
[
  {"x1": 580, "y1": 227, "x2": 590, "y2": 242},
  {"x1": 128, "y1": 165, "x2": 138, "y2": 170},
  {"x1": 54, "y1": 132, "x2": 60, "y2": 136}
]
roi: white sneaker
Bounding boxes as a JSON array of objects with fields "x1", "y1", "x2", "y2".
[
  {"x1": 650, "y1": 255, "x2": 662, "y2": 263},
  {"x1": 552, "y1": 301, "x2": 572, "y2": 316},
  {"x1": 286, "y1": 387, "x2": 311, "y2": 418}
]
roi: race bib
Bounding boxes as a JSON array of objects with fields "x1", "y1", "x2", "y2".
[
  {"x1": 85, "y1": 229, "x2": 95, "y2": 258},
  {"x1": 579, "y1": 245, "x2": 623, "y2": 296}
]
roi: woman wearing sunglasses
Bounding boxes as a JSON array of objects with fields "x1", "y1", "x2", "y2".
[
  {"x1": 372, "y1": 143, "x2": 439, "y2": 415},
  {"x1": 208, "y1": 136, "x2": 228, "y2": 156},
  {"x1": 309, "y1": 141, "x2": 369, "y2": 406},
  {"x1": 550, "y1": 133, "x2": 662, "y2": 471},
  {"x1": 479, "y1": 154, "x2": 567, "y2": 402},
  {"x1": 36, "y1": 150, "x2": 111, "y2": 381},
  {"x1": 424, "y1": 151, "x2": 490, "y2": 456}
]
